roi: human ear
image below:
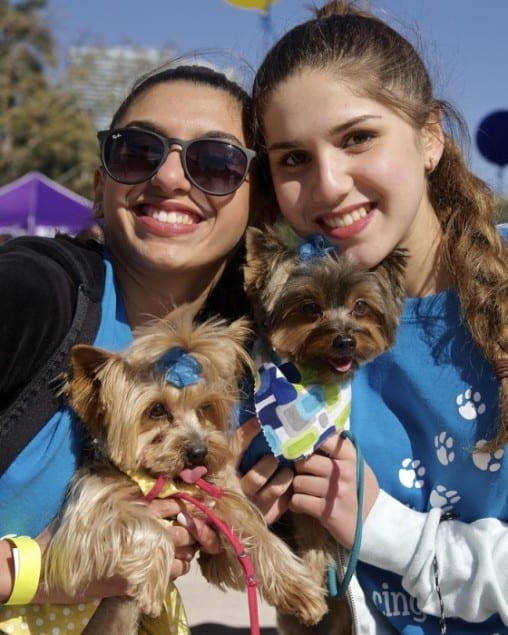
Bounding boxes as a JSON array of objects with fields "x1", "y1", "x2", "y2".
[{"x1": 422, "y1": 109, "x2": 445, "y2": 173}]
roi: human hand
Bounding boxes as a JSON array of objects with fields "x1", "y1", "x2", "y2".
[
  {"x1": 290, "y1": 432, "x2": 380, "y2": 549},
  {"x1": 147, "y1": 498, "x2": 222, "y2": 580},
  {"x1": 30, "y1": 498, "x2": 222, "y2": 604},
  {"x1": 235, "y1": 417, "x2": 294, "y2": 525}
]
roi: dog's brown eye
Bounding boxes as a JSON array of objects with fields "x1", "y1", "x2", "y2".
[
  {"x1": 148, "y1": 402, "x2": 173, "y2": 422},
  {"x1": 197, "y1": 403, "x2": 212, "y2": 419},
  {"x1": 302, "y1": 300, "x2": 323, "y2": 318},
  {"x1": 352, "y1": 299, "x2": 369, "y2": 316}
]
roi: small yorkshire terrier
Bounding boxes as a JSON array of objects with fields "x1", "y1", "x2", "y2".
[
  {"x1": 43, "y1": 311, "x2": 327, "y2": 634},
  {"x1": 243, "y1": 223, "x2": 407, "y2": 635}
]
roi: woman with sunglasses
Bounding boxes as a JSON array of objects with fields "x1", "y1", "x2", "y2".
[{"x1": 0, "y1": 62, "x2": 258, "y2": 633}]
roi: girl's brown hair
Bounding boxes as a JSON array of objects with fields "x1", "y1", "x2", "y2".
[{"x1": 252, "y1": 0, "x2": 508, "y2": 450}]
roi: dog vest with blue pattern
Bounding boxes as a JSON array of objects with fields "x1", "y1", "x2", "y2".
[{"x1": 254, "y1": 355, "x2": 351, "y2": 461}]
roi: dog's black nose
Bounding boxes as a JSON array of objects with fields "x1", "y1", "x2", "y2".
[
  {"x1": 332, "y1": 335, "x2": 356, "y2": 354},
  {"x1": 186, "y1": 445, "x2": 208, "y2": 465}
]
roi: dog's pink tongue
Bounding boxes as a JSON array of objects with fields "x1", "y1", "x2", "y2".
[
  {"x1": 179, "y1": 466, "x2": 208, "y2": 484},
  {"x1": 329, "y1": 357, "x2": 353, "y2": 374}
]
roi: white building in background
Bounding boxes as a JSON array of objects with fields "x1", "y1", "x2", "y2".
[
  {"x1": 67, "y1": 46, "x2": 245, "y2": 131},
  {"x1": 67, "y1": 46, "x2": 176, "y2": 130}
]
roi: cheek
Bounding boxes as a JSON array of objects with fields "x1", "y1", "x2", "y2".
[
  {"x1": 272, "y1": 178, "x2": 306, "y2": 227},
  {"x1": 101, "y1": 183, "x2": 132, "y2": 224},
  {"x1": 214, "y1": 185, "x2": 250, "y2": 236}
]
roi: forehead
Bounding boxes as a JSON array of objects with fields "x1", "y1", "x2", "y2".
[
  {"x1": 263, "y1": 68, "x2": 411, "y2": 143},
  {"x1": 119, "y1": 80, "x2": 245, "y2": 139}
]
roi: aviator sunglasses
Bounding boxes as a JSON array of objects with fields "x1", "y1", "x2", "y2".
[{"x1": 97, "y1": 127, "x2": 256, "y2": 196}]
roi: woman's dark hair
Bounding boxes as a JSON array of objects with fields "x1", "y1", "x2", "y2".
[{"x1": 110, "y1": 63, "x2": 253, "y2": 146}]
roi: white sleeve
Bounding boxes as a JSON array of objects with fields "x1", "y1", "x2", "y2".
[{"x1": 358, "y1": 489, "x2": 508, "y2": 625}]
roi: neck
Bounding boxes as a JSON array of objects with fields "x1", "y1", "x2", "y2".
[
  {"x1": 403, "y1": 209, "x2": 451, "y2": 297},
  {"x1": 113, "y1": 259, "x2": 227, "y2": 329}
]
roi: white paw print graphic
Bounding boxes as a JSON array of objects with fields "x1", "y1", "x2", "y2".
[
  {"x1": 472, "y1": 439, "x2": 504, "y2": 472},
  {"x1": 430, "y1": 484, "x2": 461, "y2": 512},
  {"x1": 399, "y1": 458, "x2": 425, "y2": 489},
  {"x1": 434, "y1": 431, "x2": 455, "y2": 465},
  {"x1": 456, "y1": 389, "x2": 486, "y2": 420}
]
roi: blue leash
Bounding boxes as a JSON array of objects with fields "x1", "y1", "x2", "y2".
[{"x1": 327, "y1": 429, "x2": 364, "y2": 599}]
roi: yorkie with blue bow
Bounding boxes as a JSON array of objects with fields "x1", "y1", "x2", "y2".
[
  {"x1": 243, "y1": 222, "x2": 406, "y2": 635},
  {"x1": 41, "y1": 309, "x2": 327, "y2": 635}
]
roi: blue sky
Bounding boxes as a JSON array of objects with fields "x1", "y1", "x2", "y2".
[{"x1": 47, "y1": 0, "x2": 508, "y2": 195}]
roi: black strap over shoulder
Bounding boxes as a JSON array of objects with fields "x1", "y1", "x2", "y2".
[{"x1": 0, "y1": 236, "x2": 105, "y2": 477}]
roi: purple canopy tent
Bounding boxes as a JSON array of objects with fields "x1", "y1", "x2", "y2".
[{"x1": 0, "y1": 171, "x2": 93, "y2": 237}]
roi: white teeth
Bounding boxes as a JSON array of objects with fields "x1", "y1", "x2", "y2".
[
  {"x1": 150, "y1": 210, "x2": 194, "y2": 225},
  {"x1": 323, "y1": 206, "x2": 368, "y2": 228}
]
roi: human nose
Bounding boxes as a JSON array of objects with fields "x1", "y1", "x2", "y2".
[
  {"x1": 150, "y1": 145, "x2": 191, "y2": 193},
  {"x1": 311, "y1": 150, "x2": 353, "y2": 206}
]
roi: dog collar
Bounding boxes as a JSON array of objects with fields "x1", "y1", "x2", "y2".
[
  {"x1": 126, "y1": 470, "x2": 181, "y2": 500},
  {"x1": 253, "y1": 357, "x2": 351, "y2": 462}
]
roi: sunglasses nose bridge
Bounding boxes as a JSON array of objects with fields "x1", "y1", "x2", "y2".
[{"x1": 150, "y1": 139, "x2": 192, "y2": 189}]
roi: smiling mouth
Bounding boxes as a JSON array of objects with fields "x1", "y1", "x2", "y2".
[
  {"x1": 135, "y1": 204, "x2": 202, "y2": 225},
  {"x1": 321, "y1": 205, "x2": 371, "y2": 229}
]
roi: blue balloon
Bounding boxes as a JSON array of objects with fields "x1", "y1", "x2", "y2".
[{"x1": 476, "y1": 110, "x2": 508, "y2": 167}]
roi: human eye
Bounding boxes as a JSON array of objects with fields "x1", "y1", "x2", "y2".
[
  {"x1": 343, "y1": 129, "x2": 376, "y2": 150},
  {"x1": 279, "y1": 150, "x2": 311, "y2": 168}
]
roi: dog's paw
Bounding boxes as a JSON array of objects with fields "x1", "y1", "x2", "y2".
[
  {"x1": 129, "y1": 584, "x2": 164, "y2": 618},
  {"x1": 290, "y1": 588, "x2": 328, "y2": 626},
  {"x1": 279, "y1": 585, "x2": 328, "y2": 625}
]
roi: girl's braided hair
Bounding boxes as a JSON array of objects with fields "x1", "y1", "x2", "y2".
[{"x1": 252, "y1": 0, "x2": 508, "y2": 450}]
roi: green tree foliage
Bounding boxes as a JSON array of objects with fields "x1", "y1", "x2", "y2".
[{"x1": 0, "y1": 0, "x2": 98, "y2": 198}]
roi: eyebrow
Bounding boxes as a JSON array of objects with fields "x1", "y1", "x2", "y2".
[
  {"x1": 125, "y1": 120, "x2": 244, "y2": 145},
  {"x1": 267, "y1": 114, "x2": 381, "y2": 152}
]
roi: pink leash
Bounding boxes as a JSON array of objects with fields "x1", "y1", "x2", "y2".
[{"x1": 143, "y1": 476, "x2": 261, "y2": 635}]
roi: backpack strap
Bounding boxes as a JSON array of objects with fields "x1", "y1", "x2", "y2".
[{"x1": 0, "y1": 236, "x2": 105, "y2": 477}]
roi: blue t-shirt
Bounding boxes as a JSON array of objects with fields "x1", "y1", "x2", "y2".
[
  {"x1": 352, "y1": 287, "x2": 507, "y2": 634},
  {"x1": 0, "y1": 249, "x2": 132, "y2": 536}
]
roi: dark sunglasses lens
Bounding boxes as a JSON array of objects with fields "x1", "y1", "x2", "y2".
[
  {"x1": 103, "y1": 130, "x2": 165, "y2": 183},
  {"x1": 186, "y1": 140, "x2": 248, "y2": 194}
]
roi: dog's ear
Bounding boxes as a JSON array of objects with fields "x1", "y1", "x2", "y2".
[
  {"x1": 224, "y1": 317, "x2": 256, "y2": 380},
  {"x1": 244, "y1": 224, "x2": 300, "y2": 329},
  {"x1": 244, "y1": 226, "x2": 271, "y2": 297},
  {"x1": 244, "y1": 224, "x2": 289, "y2": 295},
  {"x1": 67, "y1": 344, "x2": 113, "y2": 438}
]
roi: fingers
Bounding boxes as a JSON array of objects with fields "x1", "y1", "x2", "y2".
[
  {"x1": 166, "y1": 515, "x2": 222, "y2": 581},
  {"x1": 252, "y1": 466, "x2": 293, "y2": 507},
  {"x1": 176, "y1": 513, "x2": 222, "y2": 555},
  {"x1": 239, "y1": 454, "x2": 281, "y2": 498},
  {"x1": 318, "y1": 430, "x2": 358, "y2": 460},
  {"x1": 234, "y1": 417, "x2": 262, "y2": 464},
  {"x1": 169, "y1": 557, "x2": 192, "y2": 580},
  {"x1": 147, "y1": 497, "x2": 186, "y2": 520},
  {"x1": 253, "y1": 468, "x2": 294, "y2": 525},
  {"x1": 240, "y1": 460, "x2": 294, "y2": 525}
]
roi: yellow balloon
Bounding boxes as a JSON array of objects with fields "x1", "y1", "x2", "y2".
[{"x1": 225, "y1": 0, "x2": 277, "y2": 11}]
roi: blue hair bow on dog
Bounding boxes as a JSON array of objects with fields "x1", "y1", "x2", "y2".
[
  {"x1": 298, "y1": 234, "x2": 334, "y2": 261},
  {"x1": 156, "y1": 346, "x2": 202, "y2": 388}
]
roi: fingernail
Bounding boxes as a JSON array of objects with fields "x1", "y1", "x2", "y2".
[{"x1": 176, "y1": 512, "x2": 194, "y2": 528}]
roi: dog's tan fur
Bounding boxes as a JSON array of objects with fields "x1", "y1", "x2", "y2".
[
  {"x1": 43, "y1": 311, "x2": 327, "y2": 634},
  {"x1": 244, "y1": 224, "x2": 407, "y2": 635}
]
